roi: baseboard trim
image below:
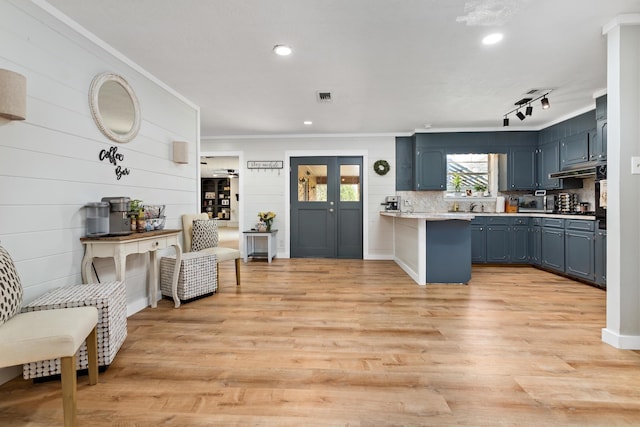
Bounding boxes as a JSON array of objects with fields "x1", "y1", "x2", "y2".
[{"x1": 602, "y1": 328, "x2": 640, "y2": 349}]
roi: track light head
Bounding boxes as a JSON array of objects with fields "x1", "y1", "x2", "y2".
[
  {"x1": 525, "y1": 105, "x2": 533, "y2": 116},
  {"x1": 503, "y1": 116, "x2": 509, "y2": 127},
  {"x1": 541, "y1": 96, "x2": 550, "y2": 109},
  {"x1": 516, "y1": 110, "x2": 526, "y2": 120}
]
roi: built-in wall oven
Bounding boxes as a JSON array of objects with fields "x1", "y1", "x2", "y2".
[{"x1": 595, "y1": 164, "x2": 607, "y2": 229}]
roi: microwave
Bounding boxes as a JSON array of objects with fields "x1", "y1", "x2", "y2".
[
  {"x1": 518, "y1": 195, "x2": 557, "y2": 213},
  {"x1": 518, "y1": 195, "x2": 544, "y2": 212}
]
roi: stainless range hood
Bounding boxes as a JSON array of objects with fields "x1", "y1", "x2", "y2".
[{"x1": 549, "y1": 165, "x2": 597, "y2": 179}]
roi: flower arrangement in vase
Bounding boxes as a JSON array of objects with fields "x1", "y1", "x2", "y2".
[{"x1": 257, "y1": 211, "x2": 276, "y2": 231}]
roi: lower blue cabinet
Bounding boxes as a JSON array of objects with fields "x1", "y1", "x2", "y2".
[
  {"x1": 541, "y1": 226, "x2": 565, "y2": 272},
  {"x1": 471, "y1": 219, "x2": 486, "y2": 263},
  {"x1": 486, "y1": 225, "x2": 511, "y2": 262},
  {"x1": 595, "y1": 229, "x2": 607, "y2": 287},
  {"x1": 530, "y1": 226, "x2": 542, "y2": 265},
  {"x1": 565, "y1": 229, "x2": 595, "y2": 281}
]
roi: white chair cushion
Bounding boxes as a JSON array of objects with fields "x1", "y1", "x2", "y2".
[
  {"x1": 199, "y1": 246, "x2": 241, "y2": 263},
  {"x1": 0, "y1": 245, "x2": 23, "y2": 325},
  {"x1": 0, "y1": 307, "x2": 98, "y2": 368}
]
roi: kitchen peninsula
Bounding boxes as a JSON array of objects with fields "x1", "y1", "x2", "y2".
[{"x1": 381, "y1": 212, "x2": 475, "y2": 285}]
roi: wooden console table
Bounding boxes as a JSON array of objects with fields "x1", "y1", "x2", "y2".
[
  {"x1": 243, "y1": 229, "x2": 278, "y2": 263},
  {"x1": 80, "y1": 229, "x2": 182, "y2": 308}
]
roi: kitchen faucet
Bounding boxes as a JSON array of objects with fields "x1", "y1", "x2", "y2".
[{"x1": 469, "y1": 202, "x2": 477, "y2": 212}]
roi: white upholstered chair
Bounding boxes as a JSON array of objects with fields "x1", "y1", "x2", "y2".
[
  {"x1": 182, "y1": 213, "x2": 241, "y2": 286},
  {"x1": 0, "y1": 245, "x2": 99, "y2": 427}
]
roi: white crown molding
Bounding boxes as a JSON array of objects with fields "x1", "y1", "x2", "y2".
[{"x1": 603, "y1": 13, "x2": 640, "y2": 35}]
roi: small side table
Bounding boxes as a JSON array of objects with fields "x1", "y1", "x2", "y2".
[{"x1": 243, "y1": 229, "x2": 278, "y2": 263}]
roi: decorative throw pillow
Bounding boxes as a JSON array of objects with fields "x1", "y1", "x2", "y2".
[
  {"x1": 0, "y1": 245, "x2": 23, "y2": 325},
  {"x1": 191, "y1": 219, "x2": 218, "y2": 251}
]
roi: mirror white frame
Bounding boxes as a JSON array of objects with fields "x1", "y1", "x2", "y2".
[{"x1": 89, "y1": 72, "x2": 141, "y2": 143}]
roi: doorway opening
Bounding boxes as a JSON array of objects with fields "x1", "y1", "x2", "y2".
[{"x1": 200, "y1": 155, "x2": 240, "y2": 249}]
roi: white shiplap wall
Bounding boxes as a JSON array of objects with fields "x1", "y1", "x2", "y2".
[
  {"x1": 201, "y1": 135, "x2": 396, "y2": 259},
  {"x1": 0, "y1": 1, "x2": 199, "y2": 326}
]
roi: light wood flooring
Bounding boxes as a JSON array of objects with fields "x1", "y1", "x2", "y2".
[{"x1": 2, "y1": 260, "x2": 640, "y2": 426}]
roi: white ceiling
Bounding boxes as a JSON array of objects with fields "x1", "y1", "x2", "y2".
[{"x1": 46, "y1": 0, "x2": 640, "y2": 137}]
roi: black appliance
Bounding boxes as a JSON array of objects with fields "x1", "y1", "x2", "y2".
[{"x1": 595, "y1": 164, "x2": 607, "y2": 229}]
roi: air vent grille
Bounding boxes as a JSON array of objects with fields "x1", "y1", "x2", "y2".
[{"x1": 316, "y1": 91, "x2": 332, "y2": 102}]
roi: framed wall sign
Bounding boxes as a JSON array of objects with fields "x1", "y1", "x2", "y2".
[{"x1": 247, "y1": 161, "x2": 284, "y2": 169}]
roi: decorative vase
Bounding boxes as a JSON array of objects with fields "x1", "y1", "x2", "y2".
[{"x1": 266, "y1": 222, "x2": 272, "y2": 232}]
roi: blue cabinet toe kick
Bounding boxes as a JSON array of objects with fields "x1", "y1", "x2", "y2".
[{"x1": 426, "y1": 220, "x2": 472, "y2": 284}]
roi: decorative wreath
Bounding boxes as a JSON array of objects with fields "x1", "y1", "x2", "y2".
[{"x1": 373, "y1": 160, "x2": 390, "y2": 176}]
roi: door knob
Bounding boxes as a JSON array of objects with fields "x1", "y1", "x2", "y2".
[
  {"x1": 330, "y1": 201, "x2": 334, "y2": 205},
  {"x1": 329, "y1": 208, "x2": 334, "y2": 212}
]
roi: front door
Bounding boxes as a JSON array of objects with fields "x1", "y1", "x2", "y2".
[{"x1": 290, "y1": 156, "x2": 363, "y2": 258}]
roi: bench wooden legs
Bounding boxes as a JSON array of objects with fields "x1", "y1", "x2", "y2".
[{"x1": 60, "y1": 326, "x2": 99, "y2": 427}]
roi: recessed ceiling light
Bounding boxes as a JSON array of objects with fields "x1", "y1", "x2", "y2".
[
  {"x1": 482, "y1": 33, "x2": 503, "y2": 45},
  {"x1": 303, "y1": 121, "x2": 312, "y2": 125},
  {"x1": 273, "y1": 44, "x2": 292, "y2": 56}
]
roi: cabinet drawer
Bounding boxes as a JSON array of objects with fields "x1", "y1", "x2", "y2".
[
  {"x1": 542, "y1": 218, "x2": 564, "y2": 228},
  {"x1": 471, "y1": 217, "x2": 486, "y2": 226},
  {"x1": 531, "y1": 217, "x2": 542, "y2": 226},
  {"x1": 486, "y1": 216, "x2": 511, "y2": 226},
  {"x1": 513, "y1": 217, "x2": 529, "y2": 226},
  {"x1": 565, "y1": 219, "x2": 595, "y2": 232},
  {"x1": 139, "y1": 238, "x2": 168, "y2": 252}
]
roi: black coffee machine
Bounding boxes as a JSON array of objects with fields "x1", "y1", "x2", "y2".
[{"x1": 382, "y1": 195, "x2": 400, "y2": 212}]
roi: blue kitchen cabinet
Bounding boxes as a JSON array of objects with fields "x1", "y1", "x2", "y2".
[
  {"x1": 471, "y1": 217, "x2": 486, "y2": 263},
  {"x1": 414, "y1": 147, "x2": 446, "y2": 190},
  {"x1": 486, "y1": 225, "x2": 510, "y2": 262},
  {"x1": 537, "y1": 140, "x2": 561, "y2": 190},
  {"x1": 530, "y1": 222, "x2": 542, "y2": 266},
  {"x1": 564, "y1": 220, "x2": 595, "y2": 282},
  {"x1": 595, "y1": 228, "x2": 607, "y2": 287},
  {"x1": 541, "y1": 218, "x2": 565, "y2": 272},
  {"x1": 512, "y1": 218, "x2": 530, "y2": 263},
  {"x1": 592, "y1": 119, "x2": 607, "y2": 162},
  {"x1": 561, "y1": 131, "x2": 591, "y2": 169},
  {"x1": 395, "y1": 137, "x2": 413, "y2": 191},
  {"x1": 507, "y1": 146, "x2": 537, "y2": 191}
]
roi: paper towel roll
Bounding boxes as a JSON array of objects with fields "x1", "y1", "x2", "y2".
[{"x1": 496, "y1": 196, "x2": 505, "y2": 213}]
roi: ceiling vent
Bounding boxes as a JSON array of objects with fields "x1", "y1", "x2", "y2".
[{"x1": 316, "y1": 91, "x2": 332, "y2": 102}]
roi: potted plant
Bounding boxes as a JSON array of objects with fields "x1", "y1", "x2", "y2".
[
  {"x1": 451, "y1": 173, "x2": 463, "y2": 195},
  {"x1": 473, "y1": 183, "x2": 487, "y2": 196}
]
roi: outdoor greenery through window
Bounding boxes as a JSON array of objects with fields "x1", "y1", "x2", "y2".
[{"x1": 446, "y1": 154, "x2": 489, "y2": 195}]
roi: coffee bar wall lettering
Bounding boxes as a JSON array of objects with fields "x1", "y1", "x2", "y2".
[{"x1": 201, "y1": 178, "x2": 231, "y2": 220}]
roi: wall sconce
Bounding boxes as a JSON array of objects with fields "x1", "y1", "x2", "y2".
[
  {"x1": 172, "y1": 140, "x2": 189, "y2": 164},
  {"x1": 0, "y1": 69, "x2": 26, "y2": 121}
]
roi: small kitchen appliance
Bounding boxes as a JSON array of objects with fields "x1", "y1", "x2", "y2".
[
  {"x1": 101, "y1": 196, "x2": 133, "y2": 236},
  {"x1": 382, "y1": 195, "x2": 400, "y2": 212},
  {"x1": 84, "y1": 201, "x2": 110, "y2": 237}
]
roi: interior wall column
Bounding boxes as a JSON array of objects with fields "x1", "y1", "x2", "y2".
[{"x1": 602, "y1": 15, "x2": 640, "y2": 349}]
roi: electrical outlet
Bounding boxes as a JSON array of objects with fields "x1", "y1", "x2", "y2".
[
  {"x1": 632, "y1": 157, "x2": 640, "y2": 175},
  {"x1": 404, "y1": 199, "x2": 411, "y2": 206}
]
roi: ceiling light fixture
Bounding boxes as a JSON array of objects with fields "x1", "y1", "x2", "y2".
[
  {"x1": 273, "y1": 44, "x2": 292, "y2": 56},
  {"x1": 501, "y1": 92, "x2": 551, "y2": 126},
  {"x1": 541, "y1": 96, "x2": 550, "y2": 109},
  {"x1": 303, "y1": 121, "x2": 312, "y2": 125},
  {"x1": 482, "y1": 33, "x2": 503, "y2": 45}
]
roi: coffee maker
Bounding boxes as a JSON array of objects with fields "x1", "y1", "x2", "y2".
[
  {"x1": 101, "y1": 197, "x2": 133, "y2": 236},
  {"x1": 382, "y1": 195, "x2": 401, "y2": 212}
]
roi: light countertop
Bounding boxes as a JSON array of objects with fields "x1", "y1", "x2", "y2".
[{"x1": 380, "y1": 211, "x2": 596, "y2": 221}]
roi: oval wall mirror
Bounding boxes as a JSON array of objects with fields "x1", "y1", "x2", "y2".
[{"x1": 89, "y1": 72, "x2": 141, "y2": 143}]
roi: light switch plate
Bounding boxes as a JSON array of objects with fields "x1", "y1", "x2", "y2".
[{"x1": 632, "y1": 157, "x2": 640, "y2": 175}]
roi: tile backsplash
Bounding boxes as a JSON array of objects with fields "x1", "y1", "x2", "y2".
[{"x1": 397, "y1": 177, "x2": 595, "y2": 213}]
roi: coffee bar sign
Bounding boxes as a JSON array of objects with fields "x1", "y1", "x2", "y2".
[
  {"x1": 99, "y1": 145, "x2": 130, "y2": 180},
  {"x1": 247, "y1": 161, "x2": 284, "y2": 170}
]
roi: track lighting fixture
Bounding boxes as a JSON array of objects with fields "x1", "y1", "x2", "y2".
[
  {"x1": 501, "y1": 92, "x2": 551, "y2": 125},
  {"x1": 541, "y1": 96, "x2": 550, "y2": 109}
]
